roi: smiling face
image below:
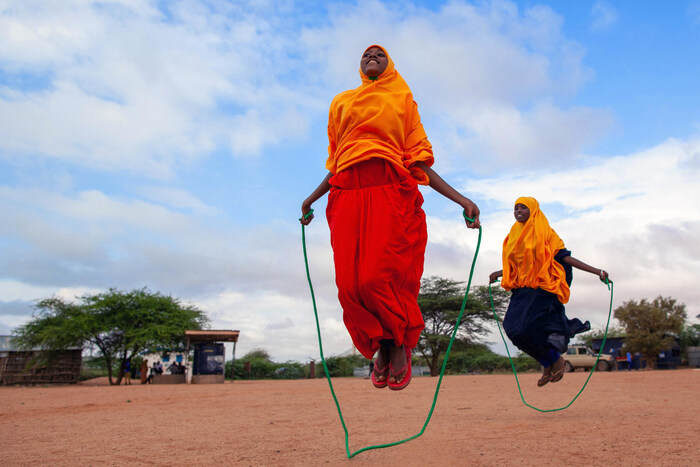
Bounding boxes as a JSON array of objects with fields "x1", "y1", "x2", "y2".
[
  {"x1": 360, "y1": 46, "x2": 388, "y2": 78},
  {"x1": 514, "y1": 203, "x2": 530, "y2": 223}
]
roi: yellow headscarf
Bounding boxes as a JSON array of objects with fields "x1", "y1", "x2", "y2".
[
  {"x1": 501, "y1": 197, "x2": 570, "y2": 304},
  {"x1": 325, "y1": 45, "x2": 434, "y2": 184}
]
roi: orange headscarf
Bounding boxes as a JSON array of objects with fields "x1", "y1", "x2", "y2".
[
  {"x1": 501, "y1": 197, "x2": 570, "y2": 304},
  {"x1": 325, "y1": 45, "x2": 434, "y2": 184}
]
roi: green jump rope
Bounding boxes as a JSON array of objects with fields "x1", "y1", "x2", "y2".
[
  {"x1": 300, "y1": 210, "x2": 481, "y2": 458},
  {"x1": 301, "y1": 208, "x2": 613, "y2": 456},
  {"x1": 488, "y1": 276, "x2": 614, "y2": 412}
]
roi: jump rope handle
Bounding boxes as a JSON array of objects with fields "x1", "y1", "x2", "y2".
[
  {"x1": 299, "y1": 208, "x2": 315, "y2": 222},
  {"x1": 462, "y1": 210, "x2": 475, "y2": 224}
]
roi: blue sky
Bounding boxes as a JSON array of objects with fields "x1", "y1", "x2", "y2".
[{"x1": 1, "y1": 0, "x2": 699, "y2": 362}]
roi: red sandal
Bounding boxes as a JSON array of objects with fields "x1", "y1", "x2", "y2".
[
  {"x1": 371, "y1": 359, "x2": 389, "y2": 389},
  {"x1": 388, "y1": 346, "x2": 412, "y2": 391}
]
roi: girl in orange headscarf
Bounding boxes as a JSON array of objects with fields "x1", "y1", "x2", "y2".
[
  {"x1": 301, "y1": 45, "x2": 480, "y2": 391},
  {"x1": 490, "y1": 197, "x2": 609, "y2": 387}
]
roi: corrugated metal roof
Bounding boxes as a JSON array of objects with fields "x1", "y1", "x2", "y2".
[{"x1": 185, "y1": 329, "x2": 240, "y2": 343}]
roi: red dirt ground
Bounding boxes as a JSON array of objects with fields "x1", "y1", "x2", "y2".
[{"x1": 1, "y1": 369, "x2": 698, "y2": 466}]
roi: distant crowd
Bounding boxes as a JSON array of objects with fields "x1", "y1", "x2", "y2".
[{"x1": 121, "y1": 358, "x2": 186, "y2": 384}]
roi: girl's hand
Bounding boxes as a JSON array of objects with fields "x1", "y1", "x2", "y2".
[
  {"x1": 489, "y1": 270, "x2": 502, "y2": 283},
  {"x1": 599, "y1": 269, "x2": 609, "y2": 283},
  {"x1": 300, "y1": 201, "x2": 314, "y2": 225},
  {"x1": 462, "y1": 199, "x2": 481, "y2": 229}
]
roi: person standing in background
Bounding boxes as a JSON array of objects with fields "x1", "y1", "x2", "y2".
[
  {"x1": 140, "y1": 359, "x2": 149, "y2": 384},
  {"x1": 124, "y1": 358, "x2": 131, "y2": 385}
]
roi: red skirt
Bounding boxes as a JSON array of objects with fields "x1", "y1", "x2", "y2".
[{"x1": 326, "y1": 158, "x2": 427, "y2": 359}]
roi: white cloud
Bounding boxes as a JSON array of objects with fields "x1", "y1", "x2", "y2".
[
  {"x1": 458, "y1": 101, "x2": 612, "y2": 171},
  {"x1": 0, "y1": 180, "x2": 338, "y2": 304},
  {"x1": 0, "y1": 285, "x2": 101, "y2": 334},
  {"x1": 134, "y1": 186, "x2": 220, "y2": 215},
  {"x1": 591, "y1": 1, "x2": 618, "y2": 32},
  {"x1": 300, "y1": 0, "x2": 606, "y2": 174},
  {"x1": 0, "y1": 281, "x2": 59, "y2": 303},
  {"x1": 192, "y1": 288, "x2": 350, "y2": 362},
  {"x1": 0, "y1": 0, "x2": 315, "y2": 176},
  {"x1": 1, "y1": 0, "x2": 608, "y2": 177},
  {"x1": 0, "y1": 182, "x2": 345, "y2": 359}
]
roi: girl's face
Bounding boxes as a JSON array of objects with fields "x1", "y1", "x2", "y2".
[
  {"x1": 514, "y1": 203, "x2": 530, "y2": 223},
  {"x1": 360, "y1": 46, "x2": 388, "y2": 78}
]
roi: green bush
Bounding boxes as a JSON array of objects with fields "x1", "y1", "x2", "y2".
[
  {"x1": 272, "y1": 361, "x2": 306, "y2": 379},
  {"x1": 226, "y1": 358, "x2": 311, "y2": 380},
  {"x1": 318, "y1": 356, "x2": 354, "y2": 377},
  {"x1": 225, "y1": 359, "x2": 243, "y2": 379},
  {"x1": 315, "y1": 354, "x2": 367, "y2": 378},
  {"x1": 511, "y1": 354, "x2": 541, "y2": 372},
  {"x1": 440, "y1": 345, "x2": 539, "y2": 374},
  {"x1": 237, "y1": 357, "x2": 276, "y2": 379}
]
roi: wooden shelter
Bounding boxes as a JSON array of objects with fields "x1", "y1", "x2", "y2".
[{"x1": 0, "y1": 336, "x2": 82, "y2": 385}]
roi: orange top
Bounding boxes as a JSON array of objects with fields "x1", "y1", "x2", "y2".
[
  {"x1": 325, "y1": 45, "x2": 434, "y2": 184},
  {"x1": 501, "y1": 197, "x2": 570, "y2": 304}
]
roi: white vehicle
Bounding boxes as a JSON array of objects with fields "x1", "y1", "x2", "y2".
[{"x1": 563, "y1": 344, "x2": 613, "y2": 372}]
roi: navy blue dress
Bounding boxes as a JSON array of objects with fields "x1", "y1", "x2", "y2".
[{"x1": 503, "y1": 249, "x2": 590, "y2": 367}]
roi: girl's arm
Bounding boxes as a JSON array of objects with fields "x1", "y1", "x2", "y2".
[
  {"x1": 300, "y1": 172, "x2": 333, "y2": 225},
  {"x1": 489, "y1": 270, "x2": 503, "y2": 283},
  {"x1": 414, "y1": 161, "x2": 480, "y2": 228},
  {"x1": 561, "y1": 255, "x2": 609, "y2": 282}
]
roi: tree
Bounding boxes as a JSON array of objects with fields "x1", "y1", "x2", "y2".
[
  {"x1": 417, "y1": 276, "x2": 508, "y2": 376},
  {"x1": 614, "y1": 296, "x2": 686, "y2": 369},
  {"x1": 13, "y1": 288, "x2": 209, "y2": 385},
  {"x1": 243, "y1": 348, "x2": 272, "y2": 361},
  {"x1": 238, "y1": 348, "x2": 276, "y2": 379},
  {"x1": 679, "y1": 323, "x2": 700, "y2": 361}
]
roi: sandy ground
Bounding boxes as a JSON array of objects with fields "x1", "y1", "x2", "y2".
[{"x1": 1, "y1": 369, "x2": 698, "y2": 466}]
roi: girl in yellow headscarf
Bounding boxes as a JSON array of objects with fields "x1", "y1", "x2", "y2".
[
  {"x1": 301, "y1": 45, "x2": 480, "y2": 391},
  {"x1": 490, "y1": 197, "x2": 609, "y2": 387}
]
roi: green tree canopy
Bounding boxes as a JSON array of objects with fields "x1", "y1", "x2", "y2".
[
  {"x1": 679, "y1": 323, "x2": 700, "y2": 355},
  {"x1": 614, "y1": 296, "x2": 686, "y2": 368},
  {"x1": 13, "y1": 288, "x2": 209, "y2": 385},
  {"x1": 242, "y1": 348, "x2": 272, "y2": 361},
  {"x1": 417, "y1": 276, "x2": 508, "y2": 376}
]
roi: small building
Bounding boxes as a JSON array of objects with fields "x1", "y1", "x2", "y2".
[
  {"x1": 185, "y1": 330, "x2": 239, "y2": 384},
  {"x1": 0, "y1": 335, "x2": 82, "y2": 385},
  {"x1": 591, "y1": 336, "x2": 682, "y2": 370},
  {"x1": 138, "y1": 330, "x2": 240, "y2": 384}
]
